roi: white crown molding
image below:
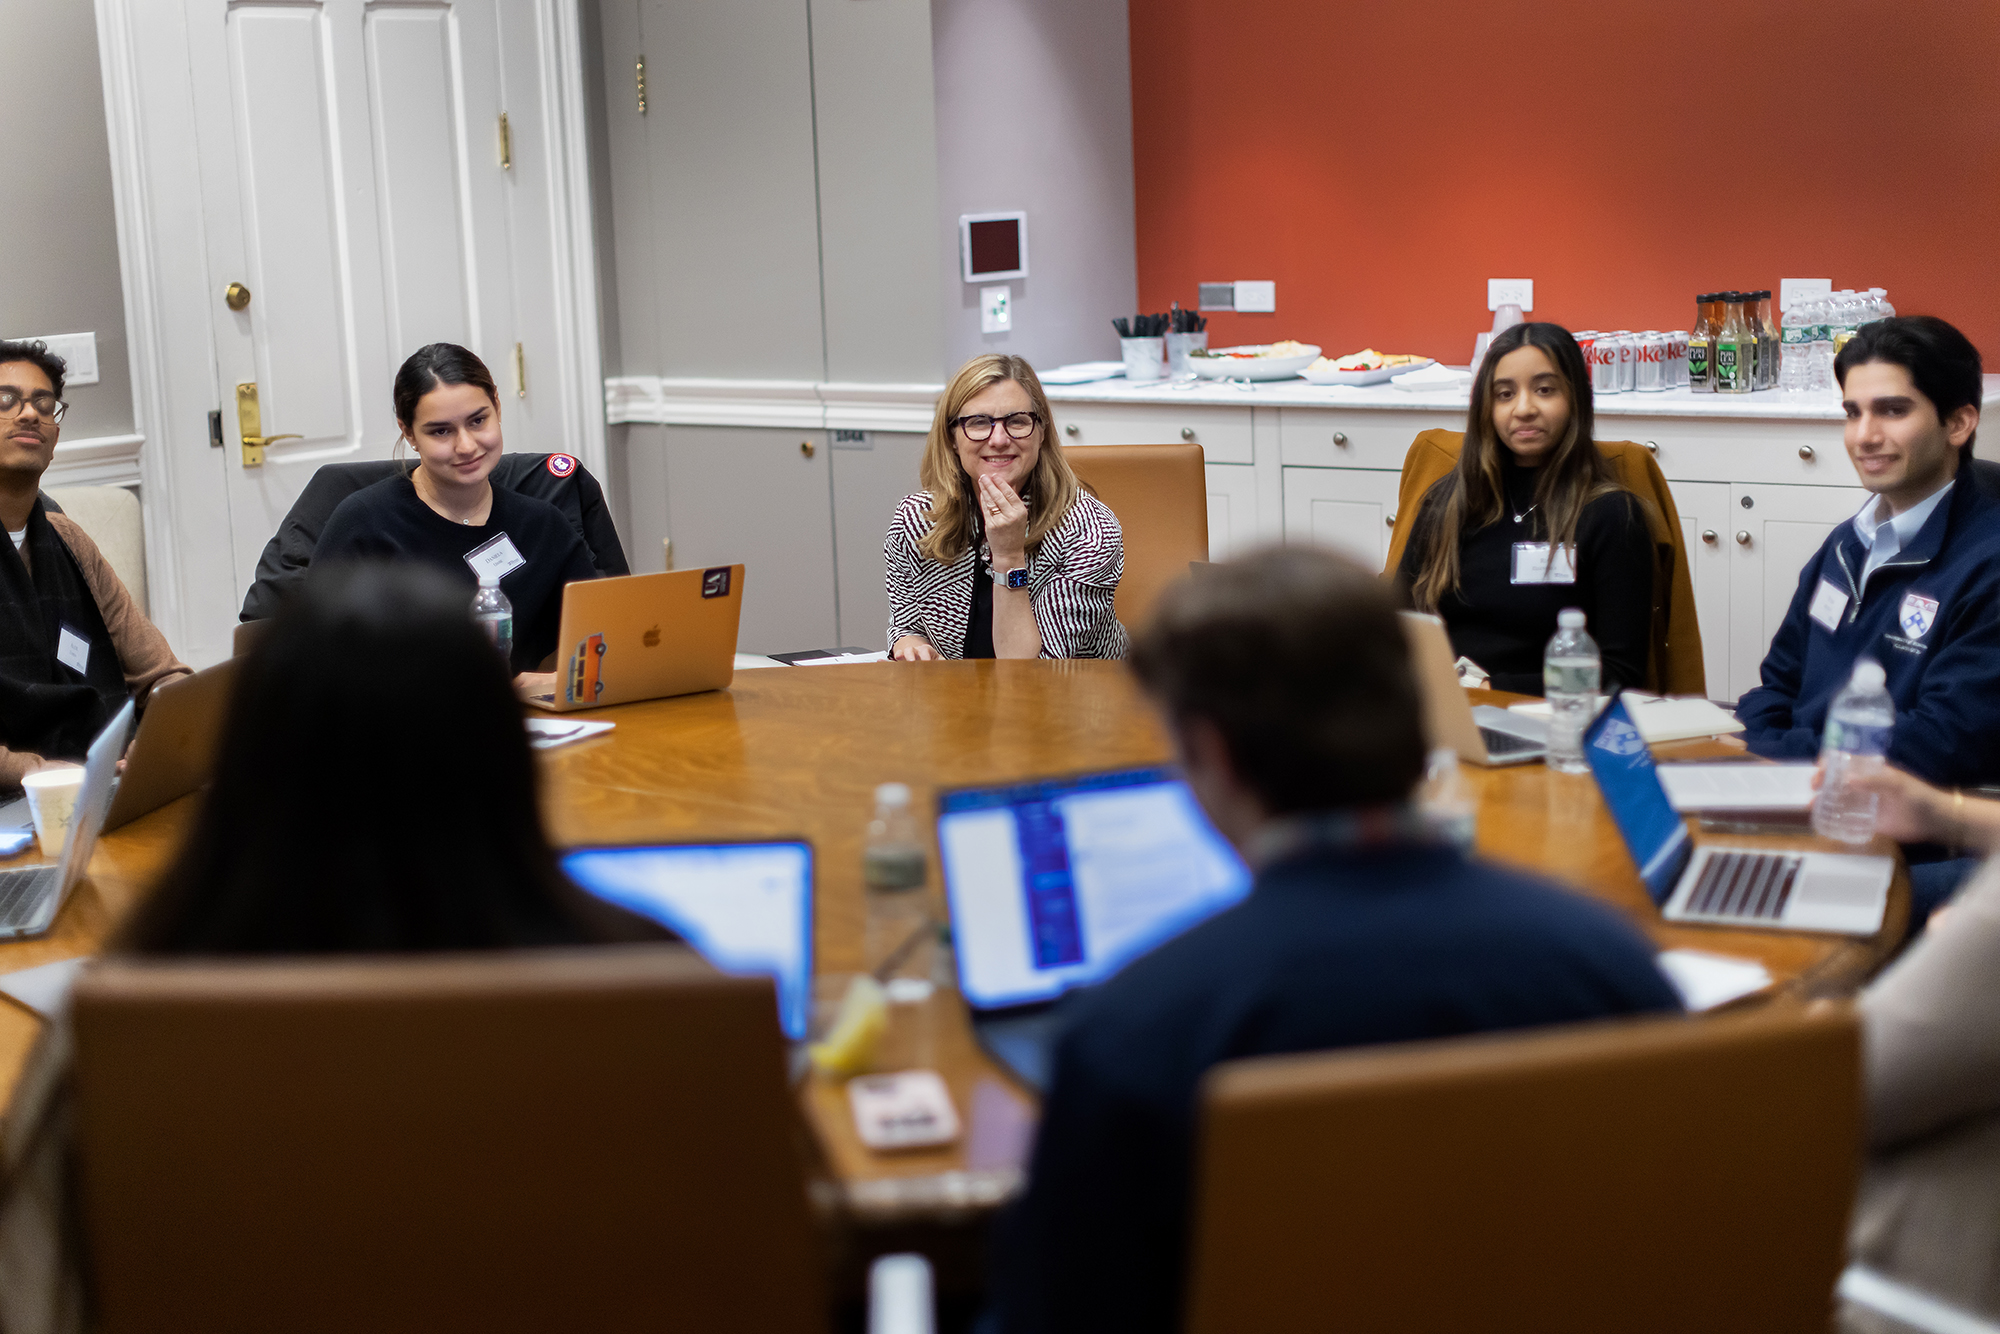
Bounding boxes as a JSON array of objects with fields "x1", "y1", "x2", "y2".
[
  {"x1": 605, "y1": 376, "x2": 944, "y2": 435},
  {"x1": 46, "y1": 433, "x2": 146, "y2": 488}
]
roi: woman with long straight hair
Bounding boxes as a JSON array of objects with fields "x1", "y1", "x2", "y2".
[
  {"x1": 885, "y1": 354, "x2": 1126, "y2": 660},
  {"x1": 1395, "y1": 322, "x2": 1655, "y2": 694}
]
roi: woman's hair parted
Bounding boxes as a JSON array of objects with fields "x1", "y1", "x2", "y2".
[
  {"x1": 393, "y1": 342, "x2": 500, "y2": 431},
  {"x1": 115, "y1": 562, "x2": 652, "y2": 955},
  {"x1": 1406, "y1": 322, "x2": 1623, "y2": 612},
  {"x1": 916, "y1": 354, "x2": 1083, "y2": 566}
]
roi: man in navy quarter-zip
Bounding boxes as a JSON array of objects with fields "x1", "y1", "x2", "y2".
[{"x1": 1737, "y1": 316, "x2": 2000, "y2": 786}]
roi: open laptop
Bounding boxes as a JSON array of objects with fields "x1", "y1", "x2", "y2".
[
  {"x1": 0, "y1": 700, "x2": 136, "y2": 941},
  {"x1": 103, "y1": 657, "x2": 238, "y2": 832},
  {"x1": 937, "y1": 766, "x2": 1252, "y2": 1091},
  {"x1": 1400, "y1": 611, "x2": 1549, "y2": 767},
  {"x1": 529, "y1": 565, "x2": 745, "y2": 711},
  {"x1": 1583, "y1": 692, "x2": 1892, "y2": 936},
  {"x1": 560, "y1": 839, "x2": 813, "y2": 1039}
]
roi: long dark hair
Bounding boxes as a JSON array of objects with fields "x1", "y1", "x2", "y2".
[
  {"x1": 393, "y1": 342, "x2": 499, "y2": 430},
  {"x1": 1408, "y1": 322, "x2": 1623, "y2": 611},
  {"x1": 117, "y1": 563, "x2": 660, "y2": 954}
]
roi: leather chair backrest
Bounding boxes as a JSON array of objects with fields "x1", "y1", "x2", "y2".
[
  {"x1": 42, "y1": 485, "x2": 148, "y2": 614},
  {"x1": 238, "y1": 452, "x2": 631, "y2": 621},
  {"x1": 71, "y1": 945, "x2": 826, "y2": 1334},
  {"x1": 1185, "y1": 1004, "x2": 1859, "y2": 1334},
  {"x1": 1064, "y1": 442, "x2": 1208, "y2": 632}
]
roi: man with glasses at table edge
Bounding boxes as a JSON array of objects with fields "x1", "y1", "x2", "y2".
[{"x1": 0, "y1": 339, "x2": 188, "y2": 792}]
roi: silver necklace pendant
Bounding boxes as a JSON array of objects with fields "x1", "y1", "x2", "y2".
[{"x1": 1513, "y1": 503, "x2": 1537, "y2": 525}]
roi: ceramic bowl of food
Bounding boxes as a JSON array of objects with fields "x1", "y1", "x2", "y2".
[{"x1": 1187, "y1": 341, "x2": 1322, "y2": 382}]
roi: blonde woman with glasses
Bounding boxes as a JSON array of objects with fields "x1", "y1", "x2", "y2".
[{"x1": 886, "y1": 354, "x2": 1126, "y2": 660}]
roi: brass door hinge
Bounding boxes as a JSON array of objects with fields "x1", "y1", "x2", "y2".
[
  {"x1": 498, "y1": 111, "x2": 512, "y2": 170},
  {"x1": 636, "y1": 56, "x2": 647, "y2": 114},
  {"x1": 512, "y1": 342, "x2": 527, "y2": 399}
]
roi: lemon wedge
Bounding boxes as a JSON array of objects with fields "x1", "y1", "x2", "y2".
[{"x1": 808, "y1": 975, "x2": 889, "y2": 1078}]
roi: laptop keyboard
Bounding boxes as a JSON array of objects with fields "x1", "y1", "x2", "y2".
[
  {"x1": 1478, "y1": 726, "x2": 1542, "y2": 756},
  {"x1": 1684, "y1": 850, "x2": 1803, "y2": 921},
  {"x1": 0, "y1": 864, "x2": 60, "y2": 930}
]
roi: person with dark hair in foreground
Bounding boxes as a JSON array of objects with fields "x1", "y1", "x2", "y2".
[
  {"x1": 986, "y1": 546, "x2": 1680, "y2": 1334},
  {"x1": 314, "y1": 342, "x2": 598, "y2": 693},
  {"x1": 1735, "y1": 315, "x2": 2000, "y2": 921},
  {"x1": 0, "y1": 338, "x2": 189, "y2": 788},
  {"x1": 0, "y1": 563, "x2": 665, "y2": 1330}
]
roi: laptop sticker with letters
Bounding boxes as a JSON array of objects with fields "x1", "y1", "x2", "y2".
[
  {"x1": 1899, "y1": 592, "x2": 1939, "y2": 641},
  {"x1": 701, "y1": 567, "x2": 731, "y2": 598},
  {"x1": 1809, "y1": 579, "x2": 1849, "y2": 633}
]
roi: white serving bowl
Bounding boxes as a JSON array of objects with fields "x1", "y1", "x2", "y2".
[{"x1": 1187, "y1": 343, "x2": 1322, "y2": 382}]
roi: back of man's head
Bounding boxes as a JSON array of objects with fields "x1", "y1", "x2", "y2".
[
  {"x1": 1835, "y1": 316, "x2": 1983, "y2": 451},
  {"x1": 1130, "y1": 546, "x2": 1427, "y2": 814}
]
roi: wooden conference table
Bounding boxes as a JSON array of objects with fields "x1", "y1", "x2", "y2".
[{"x1": 0, "y1": 660, "x2": 1908, "y2": 1222}]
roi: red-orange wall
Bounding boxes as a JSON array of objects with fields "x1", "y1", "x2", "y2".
[{"x1": 1130, "y1": 1, "x2": 2000, "y2": 363}]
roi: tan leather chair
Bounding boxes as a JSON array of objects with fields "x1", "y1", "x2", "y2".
[
  {"x1": 44, "y1": 484, "x2": 147, "y2": 614},
  {"x1": 1383, "y1": 429, "x2": 1706, "y2": 697},
  {"x1": 70, "y1": 945, "x2": 827, "y2": 1334},
  {"x1": 1065, "y1": 443, "x2": 1208, "y2": 632},
  {"x1": 1185, "y1": 1005, "x2": 1859, "y2": 1334}
]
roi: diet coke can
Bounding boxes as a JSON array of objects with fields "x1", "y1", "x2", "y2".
[
  {"x1": 1572, "y1": 330, "x2": 1599, "y2": 368},
  {"x1": 1590, "y1": 335, "x2": 1622, "y2": 395},
  {"x1": 1614, "y1": 332, "x2": 1636, "y2": 393},
  {"x1": 1635, "y1": 332, "x2": 1666, "y2": 392},
  {"x1": 1667, "y1": 331, "x2": 1690, "y2": 387}
]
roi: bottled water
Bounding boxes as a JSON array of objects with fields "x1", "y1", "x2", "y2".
[
  {"x1": 1807, "y1": 295, "x2": 1835, "y2": 393},
  {"x1": 1831, "y1": 289, "x2": 1862, "y2": 357},
  {"x1": 1543, "y1": 608, "x2": 1601, "y2": 775},
  {"x1": 1418, "y1": 748, "x2": 1476, "y2": 851},
  {"x1": 1812, "y1": 658, "x2": 1894, "y2": 844},
  {"x1": 1780, "y1": 297, "x2": 1812, "y2": 392},
  {"x1": 471, "y1": 573, "x2": 513, "y2": 663},
  {"x1": 864, "y1": 782, "x2": 938, "y2": 1069},
  {"x1": 1869, "y1": 287, "x2": 1895, "y2": 319}
]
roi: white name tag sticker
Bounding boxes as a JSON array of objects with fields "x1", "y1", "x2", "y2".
[
  {"x1": 1511, "y1": 542, "x2": 1578, "y2": 585},
  {"x1": 463, "y1": 532, "x2": 526, "y2": 583},
  {"x1": 1809, "y1": 578, "x2": 1849, "y2": 633},
  {"x1": 55, "y1": 625, "x2": 90, "y2": 676}
]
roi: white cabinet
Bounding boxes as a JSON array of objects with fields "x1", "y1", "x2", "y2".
[
  {"x1": 1665, "y1": 481, "x2": 1733, "y2": 706},
  {"x1": 1727, "y1": 482, "x2": 1867, "y2": 700},
  {"x1": 1282, "y1": 468, "x2": 1402, "y2": 569},
  {"x1": 1055, "y1": 402, "x2": 1257, "y2": 464},
  {"x1": 1205, "y1": 463, "x2": 1260, "y2": 562}
]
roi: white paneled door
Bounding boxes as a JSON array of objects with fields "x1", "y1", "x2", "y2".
[{"x1": 183, "y1": 0, "x2": 570, "y2": 624}]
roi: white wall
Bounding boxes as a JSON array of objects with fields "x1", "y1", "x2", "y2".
[
  {"x1": 1, "y1": 0, "x2": 132, "y2": 441},
  {"x1": 930, "y1": 0, "x2": 1138, "y2": 376}
]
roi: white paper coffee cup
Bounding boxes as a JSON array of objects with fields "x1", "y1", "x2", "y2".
[{"x1": 22, "y1": 767, "x2": 86, "y2": 858}]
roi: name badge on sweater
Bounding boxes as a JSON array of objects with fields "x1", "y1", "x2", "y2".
[
  {"x1": 463, "y1": 532, "x2": 526, "y2": 583},
  {"x1": 56, "y1": 624, "x2": 90, "y2": 676},
  {"x1": 1809, "y1": 579, "x2": 1849, "y2": 633},
  {"x1": 1511, "y1": 543, "x2": 1577, "y2": 585}
]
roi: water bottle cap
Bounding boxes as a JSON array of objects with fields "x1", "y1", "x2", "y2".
[
  {"x1": 875, "y1": 782, "x2": 912, "y2": 808},
  {"x1": 1852, "y1": 658, "x2": 1886, "y2": 690},
  {"x1": 477, "y1": 571, "x2": 499, "y2": 587},
  {"x1": 1558, "y1": 608, "x2": 1586, "y2": 629}
]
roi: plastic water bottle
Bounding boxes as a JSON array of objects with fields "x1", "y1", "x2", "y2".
[
  {"x1": 1418, "y1": 748, "x2": 1476, "y2": 850},
  {"x1": 471, "y1": 573, "x2": 513, "y2": 663},
  {"x1": 1544, "y1": 609, "x2": 1601, "y2": 775},
  {"x1": 864, "y1": 783, "x2": 937, "y2": 1069},
  {"x1": 1831, "y1": 290, "x2": 1863, "y2": 358},
  {"x1": 1870, "y1": 287, "x2": 1895, "y2": 319},
  {"x1": 1813, "y1": 659, "x2": 1894, "y2": 844},
  {"x1": 1807, "y1": 295, "x2": 1836, "y2": 393},
  {"x1": 1780, "y1": 297, "x2": 1812, "y2": 392}
]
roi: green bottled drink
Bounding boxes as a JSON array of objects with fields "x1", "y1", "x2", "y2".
[
  {"x1": 1713, "y1": 293, "x2": 1752, "y2": 394},
  {"x1": 1688, "y1": 293, "x2": 1716, "y2": 393}
]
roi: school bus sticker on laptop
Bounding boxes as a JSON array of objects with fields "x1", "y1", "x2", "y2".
[{"x1": 566, "y1": 633, "x2": 606, "y2": 704}]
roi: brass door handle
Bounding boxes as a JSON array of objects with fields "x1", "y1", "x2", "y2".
[
  {"x1": 234, "y1": 382, "x2": 298, "y2": 467},
  {"x1": 799, "y1": 440, "x2": 815, "y2": 458}
]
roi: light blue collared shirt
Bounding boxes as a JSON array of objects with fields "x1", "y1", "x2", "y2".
[{"x1": 1853, "y1": 481, "x2": 1953, "y2": 592}]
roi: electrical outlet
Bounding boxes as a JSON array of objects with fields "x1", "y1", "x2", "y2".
[
  {"x1": 24, "y1": 332, "x2": 98, "y2": 385},
  {"x1": 1780, "y1": 278, "x2": 1832, "y2": 310},
  {"x1": 1234, "y1": 280, "x2": 1276, "y2": 313},
  {"x1": 981, "y1": 285, "x2": 1011, "y2": 333},
  {"x1": 1487, "y1": 279, "x2": 1534, "y2": 312}
]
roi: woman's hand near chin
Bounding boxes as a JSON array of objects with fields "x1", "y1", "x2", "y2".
[
  {"x1": 977, "y1": 472, "x2": 1030, "y2": 566},
  {"x1": 892, "y1": 635, "x2": 940, "y2": 662}
]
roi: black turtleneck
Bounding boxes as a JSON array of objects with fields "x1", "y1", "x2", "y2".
[{"x1": 1396, "y1": 454, "x2": 1655, "y2": 695}]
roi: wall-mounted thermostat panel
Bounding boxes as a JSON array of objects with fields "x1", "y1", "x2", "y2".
[
  {"x1": 19, "y1": 332, "x2": 99, "y2": 386},
  {"x1": 1486, "y1": 279, "x2": 1534, "y2": 312},
  {"x1": 960, "y1": 212, "x2": 1028, "y2": 283},
  {"x1": 1197, "y1": 282, "x2": 1276, "y2": 313}
]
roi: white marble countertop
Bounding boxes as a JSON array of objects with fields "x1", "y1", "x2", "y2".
[{"x1": 1042, "y1": 372, "x2": 2000, "y2": 421}]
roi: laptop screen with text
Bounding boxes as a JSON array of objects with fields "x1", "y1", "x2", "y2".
[
  {"x1": 939, "y1": 767, "x2": 1252, "y2": 1011},
  {"x1": 562, "y1": 841, "x2": 813, "y2": 1039}
]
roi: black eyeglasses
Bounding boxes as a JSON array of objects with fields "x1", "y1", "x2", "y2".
[
  {"x1": 0, "y1": 389, "x2": 65, "y2": 424},
  {"x1": 951, "y1": 411, "x2": 1042, "y2": 442}
]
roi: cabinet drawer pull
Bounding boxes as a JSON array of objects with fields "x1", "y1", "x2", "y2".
[
  {"x1": 1333, "y1": 431, "x2": 1349, "y2": 446},
  {"x1": 1735, "y1": 530, "x2": 1752, "y2": 546},
  {"x1": 1644, "y1": 440, "x2": 1659, "y2": 455},
  {"x1": 1701, "y1": 529, "x2": 1718, "y2": 545},
  {"x1": 1064, "y1": 424, "x2": 1079, "y2": 438},
  {"x1": 1386, "y1": 513, "x2": 1397, "y2": 528},
  {"x1": 1798, "y1": 445, "x2": 1815, "y2": 460},
  {"x1": 1181, "y1": 427, "x2": 1195, "y2": 441}
]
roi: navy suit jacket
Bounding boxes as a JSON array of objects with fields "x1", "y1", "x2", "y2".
[{"x1": 988, "y1": 841, "x2": 1681, "y2": 1334}]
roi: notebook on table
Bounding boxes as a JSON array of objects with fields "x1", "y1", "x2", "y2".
[
  {"x1": 1583, "y1": 692, "x2": 1892, "y2": 937},
  {"x1": 937, "y1": 766, "x2": 1252, "y2": 1091}
]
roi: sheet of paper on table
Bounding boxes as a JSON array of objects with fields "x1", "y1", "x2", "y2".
[
  {"x1": 1656, "y1": 762, "x2": 1816, "y2": 813},
  {"x1": 1656, "y1": 948, "x2": 1774, "y2": 1011},
  {"x1": 1510, "y1": 694, "x2": 1745, "y2": 743},
  {"x1": 523, "y1": 718, "x2": 616, "y2": 750}
]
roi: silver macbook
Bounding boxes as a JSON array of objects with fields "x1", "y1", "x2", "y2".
[
  {"x1": 1401, "y1": 612, "x2": 1548, "y2": 767},
  {"x1": 0, "y1": 700, "x2": 136, "y2": 940}
]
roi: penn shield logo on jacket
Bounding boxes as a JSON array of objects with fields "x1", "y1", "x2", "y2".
[{"x1": 1900, "y1": 592, "x2": 1940, "y2": 640}]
